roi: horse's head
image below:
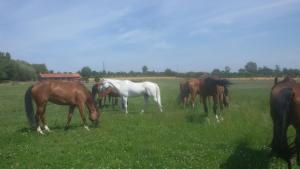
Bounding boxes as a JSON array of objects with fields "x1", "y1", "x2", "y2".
[
  {"x1": 86, "y1": 94, "x2": 100, "y2": 127},
  {"x1": 89, "y1": 109, "x2": 100, "y2": 126}
]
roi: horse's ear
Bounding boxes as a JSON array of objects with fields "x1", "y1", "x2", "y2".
[{"x1": 274, "y1": 77, "x2": 278, "y2": 85}]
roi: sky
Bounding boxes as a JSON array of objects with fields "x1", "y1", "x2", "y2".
[{"x1": 0, "y1": 0, "x2": 300, "y2": 73}]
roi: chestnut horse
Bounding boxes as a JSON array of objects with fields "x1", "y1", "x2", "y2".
[
  {"x1": 25, "y1": 80, "x2": 99, "y2": 134},
  {"x1": 200, "y1": 77, "x2": 231, "y2": 122},
  {"x1": 92, "y1": 83, "x2": 119, "y2": 108},
  {"x1": 188, "y1": 78, "x2": 202, "y2": 109},
  {"x1": 270, "y1": 76, "x2": 299, "y2": 168},
  {"x1": 179, "y1": 79, "x2": 204, "y2": 109}
]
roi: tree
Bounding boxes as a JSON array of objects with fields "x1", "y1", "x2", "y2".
[
  {"x1": 32, "y1": 64, "x2": 48, "y2": 74},
  {"x1": 274, "y1": 65, "x2": 281, "y2": 75},
  {"x1": 211, "y1": 69, "x2": 221, "y2": 76},
  {"x1": 80, "y1": 66, "x2": 92, "y2": 77},
  {"x1": 142, "y1": 65, "x2": 148, "y2": 74},
  {"x1": 245, "y1": 61, "x2": 257, "y2": 73},
  {"x1": 164, "y1": 68, "x2": 176, "y2": 76},
  {"x1": 225, "y1": 66, "x2": 231, "y2": 73}
]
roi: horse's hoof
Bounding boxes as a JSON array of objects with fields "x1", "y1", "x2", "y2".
[
  {"x1": 37, "y1": 126, "x2": 45, "y2": 135},
  {"x1": 44, "y1": 125, "x2": 52, "y2": 132},
  {"x1": 84, "y1": 125, "x2": 90, "y2": 131}
]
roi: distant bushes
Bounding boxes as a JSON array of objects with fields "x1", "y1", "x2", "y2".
[{"x1": 0, "y1": 52, "x2": 48, "y2": 81}]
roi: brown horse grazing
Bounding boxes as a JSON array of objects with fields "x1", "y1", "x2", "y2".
[
  {"x1": 200, "y1": 77, "x2": 231, "y2": 122},
  {"x1": 178, "y1": 79, "x2": 203, "y2": 109},
  {"x1": 92, "y1": 83, "x2": 119, "y2": 109},
  {"x1": 270, "y1": 76, "x2": 299, "y2": 168},
  {"x1": 188, "y1": 78, "x2": 202, "y2": 109},
  {"x1": 25, "y1": 80, "x2": 99, "y2": 134}
]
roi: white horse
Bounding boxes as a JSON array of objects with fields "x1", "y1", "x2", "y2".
[{"x1": 99, "y1": 79, "x2": 163, "y2": 114}]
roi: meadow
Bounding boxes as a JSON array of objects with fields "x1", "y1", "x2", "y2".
[{"x1": 0, "y1": 79, "x2": 296, "y2": 169}]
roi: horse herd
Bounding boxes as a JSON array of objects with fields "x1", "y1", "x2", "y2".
[{"x1": 24, "y1": 76, "x2": 300, "y2": 168}]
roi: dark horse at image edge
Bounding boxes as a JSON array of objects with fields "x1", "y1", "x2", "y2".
[
  {"x1": 270, "y1": 76, "x2": 299, "y2": 169},
  {"x1": 25, "y1": 80, "x2": 100, "y2": 134}
]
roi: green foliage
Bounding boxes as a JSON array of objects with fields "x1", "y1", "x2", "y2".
[
  {"x1": 142, "y1": 65, "x2": 148, "y2": 74},
  {"x1": 31, "y1": 64, "x2": 48, "y2": 74},
  {"x1": 0, "y1": 80, "x2": 290, "y2": 168},
  {"x1": 0, "y1": 52, "x2": 41, "y2": 81},
  {"x1": 245, "y1": 61, "x2": 258, "y2": 73},
  {"x1": 80, "y1": 66, "x2": 92, "y2": 77},
  {"x1": 95, "y1": 76, "x2": 100, "y2": 82}
]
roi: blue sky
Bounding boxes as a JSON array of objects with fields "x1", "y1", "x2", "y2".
[{"x1": 1, "y1": 0, "x2": 300, "y2": 72}]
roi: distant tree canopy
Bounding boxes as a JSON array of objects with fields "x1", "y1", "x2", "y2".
[
  {"x1": 80, "y1": 66, "x2": 92, "y2": 77},
  {"x1": 1, "y1": 50, "x2": 300, "y2": 81},
  {"x1": 245, "y1": 61, "x2": 257, "y2": 73},
  {"x1": 142, "y1": 65, "x2": 148, "y2": 74},
  {"x1": 0, "y1": 52, "x2": 47, "y2": 81}
]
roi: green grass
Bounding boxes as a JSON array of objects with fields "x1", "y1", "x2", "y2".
[{"x1": 0, "y1": 80, "x2": 297, "y2": 169}]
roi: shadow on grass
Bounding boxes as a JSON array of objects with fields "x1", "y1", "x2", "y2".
[
  {"x1": 220, "y1": 141, "x2": 271, "y2": 169},
  {"x1": 185, "y1": 112, "x2": 208, "y2": 124},
  {"x1": 16, "y1": 123, "x2": 99, "y2": 133}
]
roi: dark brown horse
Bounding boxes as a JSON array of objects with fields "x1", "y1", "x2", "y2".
[
  {"x1": 92, "y1": 83, "x2": 119, "y2": 109},
  {"x1": 199, "y1": 77, "x2": 231, "y2": 122},
  {"x1": 178, "y1": 80, "x2": 190, "y2": 108},
  {"x1": 270, "y1": 76, "x2": 299, "y2": 168},
  {"x1": 25, "y1": 80, "x2": 99, "y2": 134}
]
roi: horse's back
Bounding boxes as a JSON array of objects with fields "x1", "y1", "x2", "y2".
[{"x1": 32, "y1": 80, "x2": 89, "y2": 105}]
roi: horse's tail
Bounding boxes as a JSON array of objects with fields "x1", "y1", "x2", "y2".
[
  {"x1": 274, "y1": 77, "x2": 279, "y2": 85},
  {"x1": 91, "y1": 84, "x2": 98, "y2": 106},
  {"x1": 155, "y1": 84, "x2": 163, "y2": 112},
  {"x1": 223, "y1": 86, "x2": 229, "y2": 107},
  {"x1": 24, "y1": 85, "x2": 36, "y2": 128},
  {"x1": 271, "y1": 87, "x2": 294, "y2": 161}
]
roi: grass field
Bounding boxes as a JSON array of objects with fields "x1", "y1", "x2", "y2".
[{"x1": 0, "y1": 79, "x2": 297, "y2": 169}]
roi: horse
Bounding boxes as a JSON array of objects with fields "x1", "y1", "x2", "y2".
[
  {"x1": 25, "y1": 80, "x2": 100, "y2": 134},
  {"x1": 270, "y1": 76, "x2": 299, "y2": 168},
  {"x1": 178, "y1": 80, "x2": 190, "y2": 108},
  {"x1": 199, "y1": 77, "x2": 231, "y2": 122},
  {"x1": 99, "y1": 79, "x2": 163, "y2": 114},
  {"x1": 92, "y1": 83, "x2": 119, "y2": 109},
  {"x1": 188, "y1": 78, "x2": 202, "y2": 109}
]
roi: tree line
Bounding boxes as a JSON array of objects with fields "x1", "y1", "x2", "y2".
[
  {"x1": 79, "y1": 61, "x2": 300, "y2": 78},
  {"x1": 1, "y1": 51, "x2": 299, "y2": 81},
  {"x1": 0, "y1": 52, "x2": 48, "y2": 81}
]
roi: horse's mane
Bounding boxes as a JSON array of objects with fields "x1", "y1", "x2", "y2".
[{"x1": 204, "y1": 77, "x2": 232, "y2": 87}]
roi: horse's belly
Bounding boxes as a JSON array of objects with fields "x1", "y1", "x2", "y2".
[{"x1": 49, "y1": 96, "x2": 75, "y2": 105}]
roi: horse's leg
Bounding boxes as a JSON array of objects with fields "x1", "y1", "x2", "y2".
[
  {"x1": 202, "y1": 95, "x2": 208, "y2": 114},
  {"x1": 65, "y1": 105, "x2": 76, "y2": 130},
  {"x1": 191, "y1": 91, "x2": 196, "y2": 109},
  {"x1": 36, "y1": 104, "x2": 45, "y2": 134},
  {"x1": 141, "y1": 94, "x2": 149, "y2": 113},
  {"x1": 123, "y1": 97, "x2": 128, "y2": 114},
  {"x1": 219, "y1": 94, "x2": 224, "y2": 121},
  {"x1": 78, "y1": 103, "x2": 89, "y2": 131},
  {"x1": 213, "y1": 95, "x2": 220, "y2": 122},
  {"x1": 113, "y1": 98, "x2": 118, "y2": 109},
  {"x1": 40, "y1": 104, "x2": 52, "y2": 132}
]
